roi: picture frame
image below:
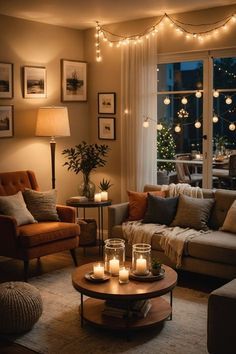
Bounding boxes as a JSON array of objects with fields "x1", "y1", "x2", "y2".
[
  {"x1": 98, "y1": 92, "x2": 116, "y2": 114},
  {"x1": 23, "y1": 66, "x2": 46, "y2": 98},
  {"x1": 0, "y1": 105, "x2": 14, "y2": 138},
  {"x1": 0, "y1": 62, "x2": 13, "y2": 99},
  {"x1": 61, "y1": 59, "x2": 87, "y2": 102},
  {"x1": 98, "y1": 117, "x2": 116, "y2": 140}
]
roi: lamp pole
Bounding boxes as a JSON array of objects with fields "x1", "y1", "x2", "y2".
[{"x1": 50, "y1": 137, "x2": 56, "y2": 189}]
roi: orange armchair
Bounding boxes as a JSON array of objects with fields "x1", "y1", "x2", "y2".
[{"x1": 0, "y1": 170, "x2": 80, "y2": 281}]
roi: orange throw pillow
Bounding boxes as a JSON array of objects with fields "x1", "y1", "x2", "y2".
[{"x1": 127, "y1": 190, "x2": 166, "y2": 221}]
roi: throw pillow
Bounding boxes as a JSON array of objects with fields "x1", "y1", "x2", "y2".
[
  {"x1": 23, "y1": 189, "x2": 60, "y2": 222},
  {"x1": 0, "y1": 191, "x2": 36, "y2": 226},
  {"x1": 171, "y1": 194, "x2": 214, "y2": 231},
  {"x1": 143, "y1": 194, "x2": 179, "y2": 225},
  {"x1": 220, "y1": 200, "x2": 236, "y2": 233},
  {"x1": 127, "y1": 190, "x2": 166, "y2": 221}
]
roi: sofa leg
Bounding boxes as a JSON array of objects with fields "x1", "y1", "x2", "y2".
[
  {"x1": 23, "y1": 260, "x2": 29, "y2": 282},
  {"x1": 70, "y1": 249, "x2": 78, "y2": 267}
]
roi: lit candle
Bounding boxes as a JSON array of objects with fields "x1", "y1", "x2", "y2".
[
  {"x1": 195, "y1": 154, "x2": 201, "y2": 160},
  {"x1": 136, "y1": 256, "x2": 147, "y2": 275},
  {"x1": 109, "y1": 257, "x2": 119, "y2": 275},
  {"x1": 94, "y1": 193, "x2": 102, "y2": 202},
  {"x1": 101, "y1": 191, "x2": 108, "y2": 201},
  {"x1": 93, "y1": 263, "x2": 104, "y2": 279},
  {"x1": 119, "y1": 267, "x2": 129, "y2": 284}
]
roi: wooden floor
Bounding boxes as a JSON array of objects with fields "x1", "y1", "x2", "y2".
[{"x1": 0, "y1": 246, "x2": 227, "y2": 354}]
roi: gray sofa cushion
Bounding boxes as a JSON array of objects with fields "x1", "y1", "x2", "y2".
[
  {"x1": 171, "y1": 194, "x2": 214, "y2": 231},
  {"x1": 209, "y1": 189, "x2": 236, "y2": 230},
  {"x1": 142, "y1": 194, "x2": 178, "y2": 225},
  {"x1": 186, "y1": 230, "x2": 236, "y2": 265}
]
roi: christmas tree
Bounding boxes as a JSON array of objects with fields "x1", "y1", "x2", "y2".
[{"x1": 157, "y1": 125, "x2": 176, "y2": 173}]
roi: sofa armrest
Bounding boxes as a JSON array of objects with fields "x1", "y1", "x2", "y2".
[
  {"x1": 56, "y1": 205, "x2": 76, "y2": 223},
  {"x1": 108, "y1": 203, "x2": 129, "y2": 237}
]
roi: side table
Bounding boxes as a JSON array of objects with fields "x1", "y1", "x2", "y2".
[{"x1": 66, "y1": 200, "x2": 112, "y2": 256}]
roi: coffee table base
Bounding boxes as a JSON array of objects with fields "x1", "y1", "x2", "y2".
[{"x1": 80, "y1": 297, "x2": 171, "y2": 330}]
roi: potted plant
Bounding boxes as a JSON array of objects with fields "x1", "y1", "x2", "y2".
[
  {"x1": 98, "y1": 178, "x2": 113, "y2": 192},
  {"x1": 151, "y1": 258, "x2": 162, "y2": 276},
  {"x1": 62, "y1": 141, "x2": 110, "y2": 199}
]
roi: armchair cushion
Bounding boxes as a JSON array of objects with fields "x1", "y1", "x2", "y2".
[
  {"x1": 23, "y1": 189, "x2": 59, "y2": 222},
  {"x1": 0, "y1": 191, "x2": 36, "y2": 226},
  {"x1": 18, "y1": 222, "x2": 80, "y2": 248}
]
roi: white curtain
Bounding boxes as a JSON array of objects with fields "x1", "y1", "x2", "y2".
[{"x1": 121, "y1": 37, "x2": 157, "y2": 200}]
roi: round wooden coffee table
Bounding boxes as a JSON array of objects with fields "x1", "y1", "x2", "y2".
[{"x1": 72, "y1": 262, "x2": 177, "y2": 331}]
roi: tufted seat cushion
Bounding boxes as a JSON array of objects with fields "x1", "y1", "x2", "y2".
[
  {"x1": 209, "y1": 189, "x2": 236, "y2": 229},
  {"x1": 18, "y1": 222, "x2": 80, "y2": 248}
]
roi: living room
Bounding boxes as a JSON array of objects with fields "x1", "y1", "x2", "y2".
[{"x1": 0, "y1": 1, "x2": 236, "y2": 353}]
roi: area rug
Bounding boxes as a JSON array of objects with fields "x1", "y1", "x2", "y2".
[{"x1": 3, "y1": 267, "x2": 209, "y2": 354}]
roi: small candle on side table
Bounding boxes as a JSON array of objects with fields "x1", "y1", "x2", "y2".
[
  {"x1": 94, "y1": 193, "x2": 102, "y2": 202},
  {"x1": 136, "y1": 256, "x2": 147, "y2": 275},
  {"x1": 101, "y1": 191, "x2": 108, "y2": 201}
]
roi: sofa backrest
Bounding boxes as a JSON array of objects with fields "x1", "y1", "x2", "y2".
[
  {"x1": 0, "y1": 170, "x2": 39, "y2": 196},
  {"x1": 143, "y1": 184, "x2": 236, "y2": 230}
]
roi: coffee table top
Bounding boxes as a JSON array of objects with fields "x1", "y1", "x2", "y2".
[{"x1": 72, "y1": 262, "x2": 177, "y2": 301}]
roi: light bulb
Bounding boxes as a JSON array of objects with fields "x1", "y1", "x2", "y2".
[
  {"x1": 164, "y1": 97, "x2": 170, "y2": 105},
  {"x1": 213, "y1": 90, "x2": 219, "y2": 98},
  {"x1": 156, "y1": 123, "x2": 163, "y2": 131},
  {"x1": 181, "y1": 97, "x2": 188, "y2": 105},
  {"x1": 124, "y1": 109, "x2": 129, "y2": 114},
  {"x1": 226, "y1": 97, "x2": 232, "y2": 105},
  {"x1": 195, "y1": 91, "x2": 202, "y2": 98},
  {"x1": 195, "y1": 121, "x2": 201, "y2": 129},
  {"x1": 143, "y1": 121, "x2": 149, "y2": 128},
  {"x1": 174, "y1": 125, "x2": 181, "y2": 133},
  {"x1": 96, "y1": 56, "x2": 102, "y2": 62},
  {"x1": 229, "y1": 123, "x2": 236, "y2": 131},
  {"x1": 212, "y1": 115, "x2": 219, "y2": 123}
]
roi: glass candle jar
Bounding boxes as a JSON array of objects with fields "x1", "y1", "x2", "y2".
[
  {"x1": 132, "y1": 243, "x2": 151, "y2": 275},
  {"x1": 104, "y1": 238, "x2": 125, "y2": 276}
]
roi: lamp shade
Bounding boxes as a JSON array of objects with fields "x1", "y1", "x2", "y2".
[{"x1": 35, "y1": 107, "x2": 70, "y2": 137}]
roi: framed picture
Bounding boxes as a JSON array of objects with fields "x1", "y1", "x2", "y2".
[
  {"x1": 0, "y1": 105, "x2": 14, "y2": 138},
  {"x1": 61, "y1": 59, "x2": 87, "y2": 102},
  {"x1": 98, "y1": 92, "x2": 116, "y2": 114},
  {"x1": 0, "y1": 62, "x2": 13, "y2": 99},
  {"x1": 23, "y1": 66, "x2": 46, "y2": 98},
  {"x1": 98, "y1": 117, "x2": 116, "y2": 140}
]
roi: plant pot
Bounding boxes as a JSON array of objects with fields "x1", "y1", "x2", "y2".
[{"x1": 151, "y1": 267, "x2": 162, "y2": 276}]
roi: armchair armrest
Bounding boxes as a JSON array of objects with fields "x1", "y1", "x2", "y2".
[
  {"x1": 0, "y1": 215, "x2": 19, "y2": 256},
  {"x1": 108, "y1": 203, "x2": 129, "y2": 237},
  {"x1": 56, "y1": 205, "x2": 76, "y2": 223}
]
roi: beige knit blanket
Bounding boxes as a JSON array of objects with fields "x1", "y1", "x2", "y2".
[
  {"x1": 122, "y1": 221, "x2": 205, "y2": 268},
  {"x1": 161, "y1": 183, "x2": 203, "y2": 198}
]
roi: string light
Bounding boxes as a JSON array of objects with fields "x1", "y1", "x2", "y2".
[
  {"x1": 157, "y1": 123, "x2": 163, "y2": 130},
  {"x1": 194, "y1": 121, "x2": 201, "y2": 128},
  {"x1": 229, "y1": 122, "x2": 236, "y2": 131},
  {"x1": 213, "y1": 90, "x2": 220, "y2": 97},
  {"x1": 195, "y1": 91, "x2": 202, "y2": 98},
  {"x1": 212, "y1": 114, "x2": 219, "y2": 123},
  {"x1": 95, "y1": 22, "x2": 102, "y2": 62},
  {"x1": 174, "y1": 124, "x2": 181, "y2": 133},
  {"x1": 95, "y1": 12, "x2": 236, "y2": 59},
  {"x1": 181, "y1": 97, "x2": 188, "y2": 105},
  {"x1": 164, "y1": 97, "x2": 171, "y2": 105},
  {"x1": 226, "y1": 96, "x2": 232, "y2": 105},
  {"x1": 143, "y1": 118, "x2": 149, "y2": 128},
  {"x1": 177, "y1": 108, "x2": 189, "y2": 118}
]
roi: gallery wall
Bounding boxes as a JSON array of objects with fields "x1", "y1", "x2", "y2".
[{"x1": 0, "y1": 14, "x2": 88, "y2": 203}]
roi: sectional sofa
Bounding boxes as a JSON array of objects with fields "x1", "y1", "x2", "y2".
[{"x1": 108, "y1": 185, "x2": 236, "y2": 279}]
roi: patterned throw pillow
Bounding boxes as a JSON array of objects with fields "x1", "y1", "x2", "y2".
[
  {"x1": 0, "y1": 191, "x2": 36, "y2": 226},
  {"x1": 143, "y1": 194, "x2": 179, "y2": 225},
  {"x1": 23, "y1": 189, "x2": 60, "y2": 222},
  {"x1": 127, "y1": 190, "x2": 166, "y2": 221},
  {"x1": 171, "y1": 194, "x2": 214, "y2": 231}
]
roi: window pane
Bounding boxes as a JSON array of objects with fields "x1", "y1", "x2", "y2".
[
  {"x1": 158, "y1": 61, "x2": 203, "y2": 91},
  {"x1": 213, "y1": 57, "x2": 236, "y2": 90}
]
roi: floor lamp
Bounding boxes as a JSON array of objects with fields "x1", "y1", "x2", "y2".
[{"x1": 35, "y1": 106, "x2": 70, "y2": 189}]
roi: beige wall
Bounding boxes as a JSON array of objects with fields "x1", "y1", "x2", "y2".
[{"x1": 0, "y1": 14, "x2": 89, "y2": 203}]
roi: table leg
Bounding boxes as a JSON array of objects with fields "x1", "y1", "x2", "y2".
[
  {"x1": 97, "y1": 207, "x2": 101, "y2": 256},
  {"x1": 169, "y1": 290, "x2": 173, "y2": 320},
  {"x1": 101, "y1": 206, "x2": 104, "y2": 256},
  {"x1": 80, "y1": 293, "x2": 84, "y2": 327}
]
